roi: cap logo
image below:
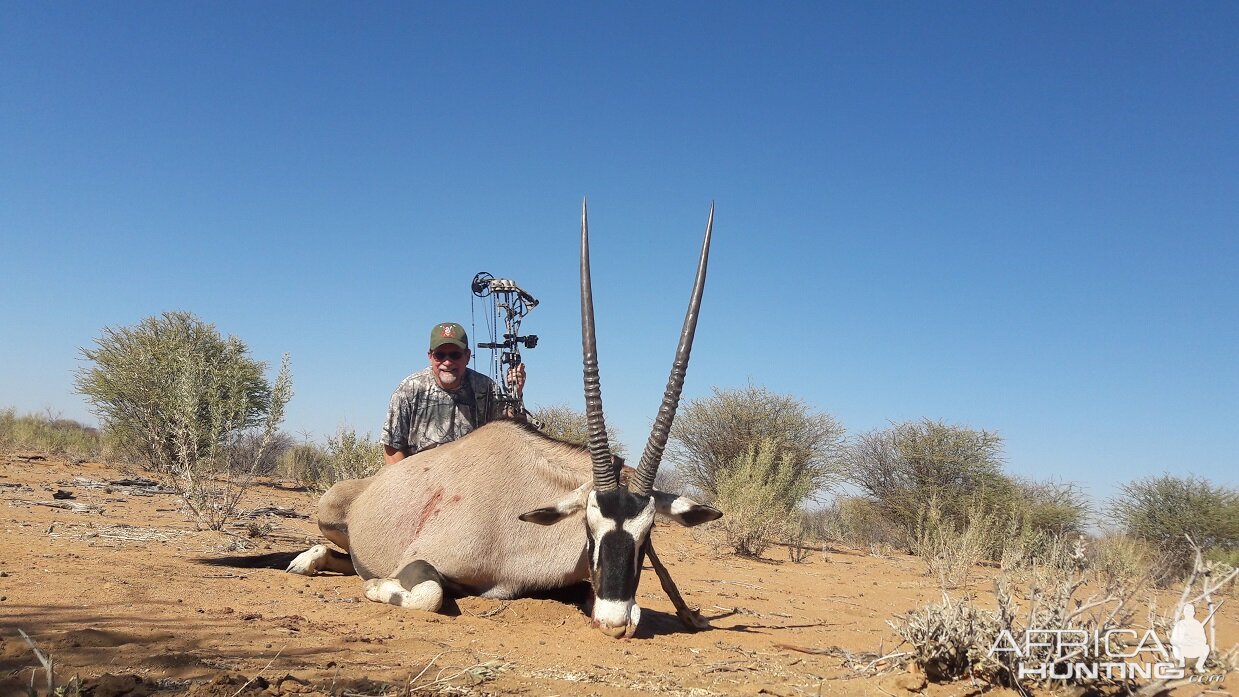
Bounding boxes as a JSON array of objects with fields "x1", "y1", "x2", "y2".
[{"x1": 442, "y1": 326, "x2": 455, "y2": 337}]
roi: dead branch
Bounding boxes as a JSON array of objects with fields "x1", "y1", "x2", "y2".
[
  {"x1": 774, "y1": 643, "x2": 844, "y2": 656},
  {"x1": 229, "y1": 645, "x2": 285, "y2": 697},
  {"x1": 18, "y1": 629, "x2": 54, "y2": 695},
  {"x1": 10, "y1": 499, "x2": 104, "y2": 514},
  {"x1": 240, "y1": 505, "x2": 308, "y2": 519}
]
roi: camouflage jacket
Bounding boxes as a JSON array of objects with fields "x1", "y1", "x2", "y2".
[{"x1": 380, "y1": 368, "x2": 504, "y2": 456}]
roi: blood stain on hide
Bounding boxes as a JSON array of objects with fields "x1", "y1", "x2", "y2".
[{"x1": 414, "y1": 488, "x2": 445, "y2": 536}]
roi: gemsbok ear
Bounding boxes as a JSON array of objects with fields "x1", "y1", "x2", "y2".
[
  {"x1": 653, "y1": 491, "x2": 723, "y2": 527},
  {"x1": 518, "y1": 483, "x2": 590, "y2": 526}
]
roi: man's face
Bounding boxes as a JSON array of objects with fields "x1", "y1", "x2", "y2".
[{"x1": 428, "y1": 346, "x2": 470, "y2": 391}]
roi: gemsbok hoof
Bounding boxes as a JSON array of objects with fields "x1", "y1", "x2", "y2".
[
  {"x1": 286, "y1": 544, "x2": 329, "y2": 576},
  {"x1": 363, "y1": 577, "x2": 444, "y2": 611}
]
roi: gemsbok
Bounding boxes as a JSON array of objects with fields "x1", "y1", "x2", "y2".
[{"x1": 285, "y1": 200, "x2": 722, "y2": 638}]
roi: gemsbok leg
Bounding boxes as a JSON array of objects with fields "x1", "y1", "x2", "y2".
[{"x1": 286, "y1": 476, "x2": 371, "y2": 576}]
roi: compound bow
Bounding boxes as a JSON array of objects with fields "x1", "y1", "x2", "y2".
[{"x1": 470, "y1": 272, "x2": 539, "y2": 417}]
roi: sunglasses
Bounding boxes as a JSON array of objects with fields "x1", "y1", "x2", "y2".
[{"x1": 432, "y1": 350, "x2": 465, "y2": 362}]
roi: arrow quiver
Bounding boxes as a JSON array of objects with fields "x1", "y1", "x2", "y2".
[{"x1": 471, "y1": 272, "x2": 539, "y2": 421}]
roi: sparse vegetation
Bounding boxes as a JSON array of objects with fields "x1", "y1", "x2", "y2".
[
  {"x1": 847, "y1": 419, "x2": 1013, "y2": 541},
  {"x1": 2, "y1": 420, "x2": 1235, "y2": 696},
  {"x1": 784, "y1": 506, "x2": 849, "y2": 562},
  {"x1": 14, "y1": 340, "x2": 1237, "y2": 695},
  {"x1": 74, "y1": 311, "x2": 292, "y2": 530},
  {"x1": 278, "y1": 426, "x2": 384, "y2": 492},
  {"x1": 708, "y1": 438, "x2": 814, "y2": 557},
  {"x1": 893, "y1": 525, "x2": 1239, "y2": 694},
  {"x1": 1108, "y1": 474, "x2": 1239, "y2": 579},
  {"x1": 784, "y1": 526, "x2": 810, "y2": 562},
  {"x1": 668, "y1": 383, "x2": 845, "y2": 501},
  {"x1": 529, "y1": 403, "x2": 627, "y2": 458},
  {"x1": 0, "y1": 408, "x2": 104, "y2": 463},
  {"x1": 913, "y1": 499, "x2": 996, "y2": 589},
  {"x1": 245, "y1": 520, "x2": 274, "y2": 539},
  {"x1": 893, "y1": 534, "x2": 1148, "y2": 692},
  {"x1": 819, "y1": 496, "x2": 908, "y2": 550},
  {"x1": 1010, "y1": 477, "x2": 1091, "y2": 538}
]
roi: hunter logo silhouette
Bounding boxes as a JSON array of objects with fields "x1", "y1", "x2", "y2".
[{"x1": 1170, "y1": 603, "x2": 1211, "y2": 673}]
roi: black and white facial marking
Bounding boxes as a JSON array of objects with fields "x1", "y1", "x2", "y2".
[
  {"x1": 585, "y1": 489, "x2": 655, "y2": 637},
  {"x1": 518, "y1": 481, "x2": 722, "y2": 639}
]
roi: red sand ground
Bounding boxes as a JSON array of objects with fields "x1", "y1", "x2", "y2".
[{"x1": 0, "y1": 452, "x2": 1233, "y2": 696}]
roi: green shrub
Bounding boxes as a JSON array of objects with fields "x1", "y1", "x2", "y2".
[
  {"x1": 668, "y1": 383, "x2": 845, "y2": 500},
  {"x1": 784, "y1": 515, "x2": 815, "y2": 563},
  {"x1": 75, "y1": 311, "x2": 292, "y2": 530},
  {"x1": 528, "y1": 403, "x2": 626, "y2": 458},
  {"x1": 847, "y1": 421, "x2": 1097, "y2": 576},
  {"x1": 818, "y1": 496, "x2": 909, "y2": 550},
  {"x1": 226, "y1": 430, "x2": 294, "y2": 476},
  {"x1": 1205, "y1": 546, "x2": 1239, "y2": 569},
  {"x1": 1107, "y1": 474, "x2": 1239, "y2": 578},
  {"x1": 847, "y1": 419, "x2": 1014, "y2": 538},
  {"x1": 710, "y1": 438, "x2": 813, "y2": 557},
  {"x1": 1009, "y1": 478, "x2": 1090, "y2": 537},
  {"x1": 985, "y1": 479, "x2": 1093, "y2": 573},
  {"x1": 1088, "y1": 531, "x2": 1164, "y2": 594},
  {"x1": 320, "y1": 427, "x2": 384, "y2": 489},
  {"x1": 280, "y1": 427, "x2": 384, "y2": 493}
]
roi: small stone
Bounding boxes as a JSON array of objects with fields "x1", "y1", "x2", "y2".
[{"x1": 880, "y1": 670, "x2": 927, "y2": 693}]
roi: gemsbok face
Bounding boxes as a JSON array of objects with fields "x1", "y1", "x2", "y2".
[{"x1": 519, "y1": 199, "x2": 721, "y2": 638}]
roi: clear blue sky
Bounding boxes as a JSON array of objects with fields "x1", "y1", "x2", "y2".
[{"x1": 2, "y1": 2, "x2": 1235, "y2": 501}]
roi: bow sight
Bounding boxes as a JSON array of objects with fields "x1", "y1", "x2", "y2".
[{"x1": 471, "y1": 272, "x2": 539, "y2": 408}]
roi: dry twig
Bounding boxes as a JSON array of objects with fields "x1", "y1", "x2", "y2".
[
  {"x1": 18, "y1": 629, "x2": 54, "y2": 695},
  {"x1": 230, "y1": 645, "x2": 286, "y2": 697}
]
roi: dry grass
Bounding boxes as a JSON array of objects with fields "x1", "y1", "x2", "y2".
[
  {"x1": 0, "y1": 408, "x2": 104, "y2": 464},
  {"x1": 892, "y1": 534, "x2": 1239, "y2": 694},
  {"x1": 277, "y1": 427, "x2": 384, "y2": 493},
  {"x1": 912, "y1": 499, "x2": 995, "y2": 590}
]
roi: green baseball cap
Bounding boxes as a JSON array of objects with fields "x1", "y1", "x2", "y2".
[{"x1": 429, "y1": 322, "x2": 469, "y2": 351}]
